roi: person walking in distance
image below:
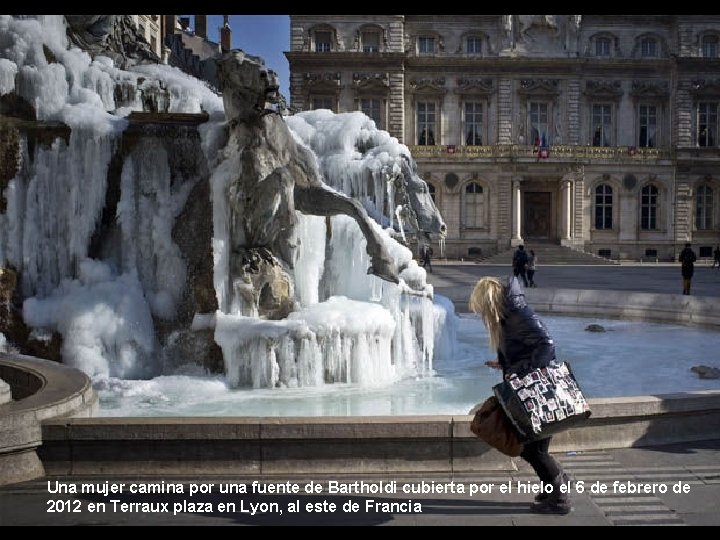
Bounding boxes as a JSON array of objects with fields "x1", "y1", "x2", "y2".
[
  {"x1": 512, "y1": 245, "x2": 529, "y2": 287},
  {"x1": 527, "y1": 249, "x2": 537, "y2": 287},
  {"x1": 713, "y1": 245, "x2": 720, "y2": 270},
  {"x1": 469, "y1": 276, "x2": 572, "y2": 514},
  {"x1": 678, "y1": 242, "x2": 697, "y2": 295},
  {"x1": 420, "y1": 234, "x2": 433, "y2": 273}
]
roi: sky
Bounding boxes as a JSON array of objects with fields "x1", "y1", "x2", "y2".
[{"x1": 179, "y1": 15, "x2": 290, "y2": 97}]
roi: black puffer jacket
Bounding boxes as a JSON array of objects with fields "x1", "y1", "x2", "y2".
[{"x1": 497, "y1": 276, "x2": 556, "y2": 377}]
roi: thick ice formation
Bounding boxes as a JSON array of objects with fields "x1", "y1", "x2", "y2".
[
  {"x1": 287, "y1": 110, "x2": 404, "y2": 229},
  {"x1": 0, "y1": 15, "x2": 222, "y2": 377},
  {"x1": 211, "y1": 109, "x2": 450, "y2": 388},
  {"x1": 23, "y1": 259, "x2": 156, "y2": 379},
  {"x1": 1, "y1": 15, "x2": 454, "y2": 392}
]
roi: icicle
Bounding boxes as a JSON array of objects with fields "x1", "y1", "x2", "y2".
[{"x1": 395, "y1": 205, "x2": 407, "y2": 244}]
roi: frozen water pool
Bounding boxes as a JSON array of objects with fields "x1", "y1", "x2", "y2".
[{"x1": 96, "y1": 314, "x2": 720, "y2": 417}]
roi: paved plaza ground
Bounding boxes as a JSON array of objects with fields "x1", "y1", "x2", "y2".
[
  {"x1": 426, "y1": 260, "x2": 720, "y2": 309},
  {"x1": 1, "y1": 262, "x2": 719, "y2": 526},
  {"x1": 1, "y1": 440, "x2": 719, "y2": 525}
]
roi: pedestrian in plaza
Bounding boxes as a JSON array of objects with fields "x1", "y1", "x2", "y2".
[
  {"x1": 469, "y1": 275, "x2": 572, "y2": 514},
  {"x1": 678, "y1": 242, "x2": 697, "y2": 295},
  {"x1": 713, "y1": 245, "x2": 720, "y2": 269},
  {"x1": 527, "y1": 249, "x2": 537, "y2": 287},
  {"x1": 512, "y1": 245, "x2": 529, "y2": 287},
  {"x1": 420, "y1": 234, "x2": 433, "y2": 273}
]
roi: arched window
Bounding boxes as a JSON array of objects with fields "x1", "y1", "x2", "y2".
[
  {"x1": 417, "y1": 36, "x2": 436, "y2": 54},
  {"x1": 696, "y1": 185, "x2": 713, "y2": 230},
  {"x1": 595, "y1": 37, "x2": 611, "y2": 57},
  {"x1": 640, "y1": 37, "x2": 658, "y2": 58},
  {"x1": 310, "y1": 25, "x2": 337, "y2": 52},
  {"x1": 361, "y1": 30, "x2": 380, "y2": 53},
  {"x1": 587, "y1": 32, "x2": 618, "y2": 58},
  {"x1": 428, "y1": 183, "x2": 436, "y2": 203},
  {"x1": 466, "y1": 36, "x2": 482, "y2": 54},
  {"x1": 594, "y1": 184, "x2": 613, "y2": 230},
  {"x1": 702, "y1": 35, "x2": 719, "y2": 58},
  {"x1": 463, "y1": 182, "x2": 484, "y2": 228},
  {"x1": 640, "y1": 185, "x2": 658, "y2": 230}
]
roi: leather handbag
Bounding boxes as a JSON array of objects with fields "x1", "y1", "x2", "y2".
[
  {"x1": 470, "y1": 395, "x2": 524, "y2": 456},
  {"x1": 493, "y1": 361, "x2": 591, "y2": 443}
]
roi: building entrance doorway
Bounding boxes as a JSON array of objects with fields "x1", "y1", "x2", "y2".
[{"x1": 523, "y1": 192, "x2": 552, "y2": 240}]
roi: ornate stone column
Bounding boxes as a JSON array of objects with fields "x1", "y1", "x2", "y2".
[
  {"x1": 561, "y1": 177, "x2": 573, "y2": 245},
  {"x1": 511, "y1": 177, "x2": 523, "y2": 246}
]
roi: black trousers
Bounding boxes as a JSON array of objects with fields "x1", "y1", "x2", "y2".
[
  {"x1": 513, "y1": 266, "x2": 528, "y2": 287},
  {"x1": 520, "y1": 436, "x2": 561, "y2": 484}
]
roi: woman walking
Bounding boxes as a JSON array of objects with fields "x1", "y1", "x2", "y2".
[{"x1": 469, "y1": 275, "x2": 572, "y2": 514}]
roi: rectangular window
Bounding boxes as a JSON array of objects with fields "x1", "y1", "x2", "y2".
[
  {"x1": 150, "y1": 35, "x2": 157, "y2": 52},
  {"x1": 362, "y1": 31, "x2": 380, "y2": 53},
  {"x1": 529, "y1": 102, "x2": 549, "y2": 146},
  {"x1": 466, "y1": 37, "x2": 482, "y2": 54},
  {"x1": 698, "y1": 102, "x2": 718, "y2": 147},
  {"x1": 417, "y1": 102, "x2": 436, "y2": 145},
  {"x1": 315, "y1": 31, "x2": 332, "y2": 52},
  {"x1": 311, "y1": 97, "x2": 333, "y2": 111},
  {"x1": 592, "y1": 104, "x2": 612, "y2": 146},
  {"x1": 641, "y1": 187, "x2": 658, "y2": 230},
  {"x1": 641, "y1": 38, "x2": 657, "y2": 58},
  {"x1": 595, "y1": 38, "x2": 610, "y2": 57},
  {"x1": 418, "y1": 36, "x2": 435, "y2": 54},
  {"x1": 641, "y1": 206, "x2": 657, "y2": 230},
  {"x1": 360, "y1": 98, "x2": 382, "y2": 126},
  {"x1": 595, "y1": 187, "x2": 613, "y2": 230},
  {"x1": 464, "y1": 102, "x2": 483, "y2": 145},
  {"x1": 696, "y1": 186, "x2": 713, "y2": 230},
  {"x1": 639, "y1": 105, "x2": 657, "y2": 148},
  {"x1": 464, "y1": 183, "x2": 485, "y2": 228}
]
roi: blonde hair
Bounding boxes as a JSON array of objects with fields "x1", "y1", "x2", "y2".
[{"x1": 468, "y1": 276, "x2": 505, "y2": 351}]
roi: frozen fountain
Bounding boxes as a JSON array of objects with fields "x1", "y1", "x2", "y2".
[
  {"x1": 2, "y1": 16, "x2": 720, "y2": 486},
  {"x1": 0, "y1": 15, "x2": 452, "y2": 396}
]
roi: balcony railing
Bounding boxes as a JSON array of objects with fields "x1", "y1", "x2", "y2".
[{"x1": 406, "y1": 144, "x2": 672, "y2": 161}]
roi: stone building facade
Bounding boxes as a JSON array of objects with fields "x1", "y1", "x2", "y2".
[
  {"x1": 132, "y1": 15, "x2": 164, "y2": 60},
  {"x1": 286, "y1": 15, "x2": 720, "y2": 260}
]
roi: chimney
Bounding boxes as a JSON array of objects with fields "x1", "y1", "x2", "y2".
[
  {"x1": 194, "y1": 15, "x2": 207, "y2": 39},
  {"x1": 163, "y1": 15, "x2": 177, "y2": 38},
  {"x1": 220, "y1": 15, "x2": 232, "y2": 51}
]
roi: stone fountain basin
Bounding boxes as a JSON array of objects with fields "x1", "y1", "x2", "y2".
[
  {"x1": 3, "y1": 288, "x2": 720, "y2": 480},
  {"x1": 0, "y1": 353, "x2": 96, "y2": 485}
]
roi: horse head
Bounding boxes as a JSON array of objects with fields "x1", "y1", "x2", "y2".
[{"x1": 397, "y1": 155, "x2": 446, "y2": 238}]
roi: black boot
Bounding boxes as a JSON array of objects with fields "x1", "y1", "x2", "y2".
[
  {"x1": 533, "y1": 471, "x2": 571, "y2": 502},
  {"x1": 531, "y1": 472, "x2": 573, "y2": 514}
]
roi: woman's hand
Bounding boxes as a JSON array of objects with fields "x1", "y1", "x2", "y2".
[{"x1": 484, "y1": 359, "x2": 502, "y2": 370}]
